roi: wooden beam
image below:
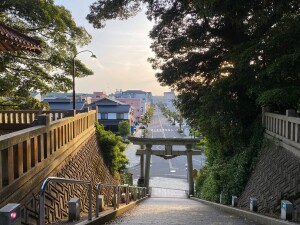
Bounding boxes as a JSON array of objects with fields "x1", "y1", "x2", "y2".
[
  {"x1": 129, "y1": 137, "x2": 200, "y2": 145},
  {"x1": 136, "y1": 149, "x2": 202, "y2": 156}
]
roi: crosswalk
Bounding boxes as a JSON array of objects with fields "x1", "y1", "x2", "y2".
[{"x1": 151, "y1": 128, "x2": 174, "y2": 132}]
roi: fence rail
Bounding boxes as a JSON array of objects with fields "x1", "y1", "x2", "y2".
[
  {"x1": 39, "y1": 177, "x2": 93, "y2": 225},
  {"x1": 263, "y1": 108, "x2": 300, "y2": 149},
  {"x1": 0, "y1": 109, "x2": 97, "y2": 190},
  {"x1": 0, "y1": 109, "x2": 91, "y2": 126},
  {"x1": 38, "y1": 178, "x2": 147, "y2": 224}
]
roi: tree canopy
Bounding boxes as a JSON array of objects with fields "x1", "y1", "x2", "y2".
[
  {"x1": 87, "y1": 0, "x2": 300, "y2": 202},
  {"x1": 87, "y1": 0, "x2": 299, "y2": 110},
  {"x1": 0, "y1": 0, "x2": 93, "y2": 108}
]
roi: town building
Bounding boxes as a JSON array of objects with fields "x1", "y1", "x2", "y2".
[
  {"x1": 91, "y1": 91, "x2": 107, "y2": 103},
  {"x1": 116, "y1": 98, "x2": 142, "y2": 124},
  {"x1": 114, "y1": 90, "x2": 152, "y2": 114},
  {"x1": 89, "y1": 97, "x2": 135, "y2": 132},
  {"x1": 42, "y1": 98, "x2": 86, "y2": 110},
  {"x1": 163, "y1": 90, "x2": 176, "y2": 112}
]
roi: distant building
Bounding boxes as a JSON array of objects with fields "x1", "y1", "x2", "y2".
[
  {"x1": 163, "y1": 90, "x2": 176, "y2": 112},
  {"x1": 30, "y1": 92, "x2": 41, "y2": 102},
  {"x1": 41, "y1": 92, "x2": 93, "y2": 104},
  {"x1": 89, "y1": 97, "x2": 134, "y2": 132},
  {"x1": 117, "y1": 98, "x2": 142, "y2": 123},
  {"x1": 114, "y1": 90, "x2": 152, "y2": 114},
  {"x1": 41, "y1": 92, "x2": 69, "y2": 101},
  {"x1": 91, "y1": 91, "x2": 107, "y2": 103},
  {"x1": 42, "y1": 98, "x2": 86, "y2": 110},
  {"x1": 152, "y1": 95, "x2": 164, "y2": 105}
]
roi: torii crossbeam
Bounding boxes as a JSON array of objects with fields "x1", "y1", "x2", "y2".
[{"x1": 128, "y1": 137, "x2": 201, "y2": 196}]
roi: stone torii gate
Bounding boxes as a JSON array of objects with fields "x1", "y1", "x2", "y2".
[{"x1": 129, "y1": 137, "x2": 201, "y2": 196}]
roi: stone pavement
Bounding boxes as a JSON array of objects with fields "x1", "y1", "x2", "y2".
[
  {"x1": 149, "y1": 177, "x2": 188, "y2": 198},
  {"x1": 104, "y1": 197, "x2": 261, "y2": 225},
  {"x1": 105, "y1": 177, "x2": 261, "y2": 225}
]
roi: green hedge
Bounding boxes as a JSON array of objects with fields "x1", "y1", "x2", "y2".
[{"x1": 95, "y1": 122, "x2": 128, "y2": 174}]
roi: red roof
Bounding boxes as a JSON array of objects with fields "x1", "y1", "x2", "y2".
[{"x1": 0, "y1": 22, "x2": 43, "y2": 54}]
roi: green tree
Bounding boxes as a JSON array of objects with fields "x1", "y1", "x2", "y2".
[
  {"x1": 87, "y1": 0, "x2": 300, "y2": 202},
  {"x1": 118, "y1": 120, "x2": 130, "y2": 140},
  {"x1": 0, "y1": 0, "x2": 93, "y2": 108},
  {"x1": 170, "y1": 111, "x2": 177, "y2": 124}
]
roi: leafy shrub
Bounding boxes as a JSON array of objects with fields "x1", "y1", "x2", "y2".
[
  {"x1": 121, "y1": 172, "x2": 133, "y2": 185},
  {"x1": 95, "y1": 122, "x2": 128, "y2": 174},
  {"x1": 118, "y1": 120, "x2": 130, "y2": 139},
  {"x1": 177, "y1": 129, "x2": 183, "y2": 133},
  {"x1": 195, "y1": 167, "x2": 219, "y2": 202},
  {"x1": 257, "y1": 87, "x2": 300, "y2": 113},
  {"x1": 195, "y1": 118, "x2": 264, "y2": 204}
]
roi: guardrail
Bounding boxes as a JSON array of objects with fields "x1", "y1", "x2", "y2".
[
  {"x1": 0, "y1": 109, "x2": 96, "y2": 190},
  {"x1": 95, "y1": 183, "x2": 118, "y2": 214},
  {"x1": 0, "y1": 109, "x2": 92, "y2": 126},
  {"x1": 95, "y1": 182, "x2": 147, "y2": 218},
  {"x1": 37, "y1": 178, "x2": 148, "y2": 223},
  {"x1": 38, "y1": 177, "x2": 92, "y2": 225},
  {"x1": 263, "y1": 109, "x2": 300, "y2": 149}
]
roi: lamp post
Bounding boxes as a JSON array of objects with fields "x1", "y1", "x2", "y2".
[{"x1": 72, "y1": 50, "x2": 96, "y2": 110}]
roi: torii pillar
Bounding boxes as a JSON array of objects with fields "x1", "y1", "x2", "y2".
[
  {"x1": 144, "y1": 144, "x2": 152, "y2": 193},
  {"x1": 186, "y1": 144, "x2": 194, "y2": 196},
  {"x1": 137, "y1": 144, "x2": 145, "y2": 187}
]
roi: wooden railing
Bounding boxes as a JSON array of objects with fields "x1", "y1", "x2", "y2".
[
  {"x1": 0, "y1": 109, "x2": 91, "y2": 125},
  {"x1": 0, "y1": 109, "x2": 97, "y2": 191},
  {"x1": 263, "y1": 108, "x2": 300, "y2": 149}
]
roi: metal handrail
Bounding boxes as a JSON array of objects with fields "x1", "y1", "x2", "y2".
[
  {"x1": 95, "y1": 183, "x2": 148, "y2": 217},
  {"x1": 118, "y1": 184, "x2": 129, "y2": 205},
  {"x1": 95, "y1": 183, "x2": 118, "y2": 217},
  {"x1": 129, "y1": 186, "x2": 147, "y2": 200},
  {"x1": 38, "y1": 177, "x2": 92, "y2": 225}
]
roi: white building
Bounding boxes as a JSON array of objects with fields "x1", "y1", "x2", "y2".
[{"x1": 163, "y1": 90, "x2": 176, "y2": 112}]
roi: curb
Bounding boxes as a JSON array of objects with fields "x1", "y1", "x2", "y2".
[
  {"x1": 190, "y1": 197, "x2": 299, "y2": 225},
  {"x1": 76, "y1": 197, "x2": 148, "y2": 225}
]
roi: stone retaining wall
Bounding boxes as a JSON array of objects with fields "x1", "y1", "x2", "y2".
[
  {"x1": 20, "y1": 134, "x2": 117, "y2": 224},
  {"x1": 238, "y1": 137, "x2": 300, "y2": 222}
]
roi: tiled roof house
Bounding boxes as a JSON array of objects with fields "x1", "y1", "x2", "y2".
[
  {"x1": 42, "y1": 98, "x2": 86, "y2": 110},
  {"x1": 89, "y1": 97, "x2": 134, "y2": 132}
]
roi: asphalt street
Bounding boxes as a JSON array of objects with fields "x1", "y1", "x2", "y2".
[{"x1": 126, "y1": 106, "x2": 206, "y2": 184}]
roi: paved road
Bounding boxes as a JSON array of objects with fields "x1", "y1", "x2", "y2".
[{"x1": 127, "y1": 106, "x2": 205, "y2": 181}]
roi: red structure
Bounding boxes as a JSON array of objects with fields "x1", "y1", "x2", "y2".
[{"x1": 0, "y1": 22, "x2": 42, "y2": 53}]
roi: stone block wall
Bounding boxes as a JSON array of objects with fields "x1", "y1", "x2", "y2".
[
  {"x1": 238, "y1": 137, "x2": 300, "y2": 222},
  {"x1": 19, "y1": 134, "x2": 118, "y2": 224}
]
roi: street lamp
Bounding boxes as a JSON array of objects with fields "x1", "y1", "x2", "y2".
[{"x1": 72, "y1": 50, "x2": 96, "y2": 110}]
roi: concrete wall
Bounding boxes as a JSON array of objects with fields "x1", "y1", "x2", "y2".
[{"x1": 238, "y1": 136, "x2": 300, "y2": 222}]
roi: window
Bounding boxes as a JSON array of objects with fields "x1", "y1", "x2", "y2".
[
  {"x1": 117, "y1": 113, "x2": 124, "y2": 119},
  {"x1": 101, "y1": 113, "x2": 108, "y2": 119}
]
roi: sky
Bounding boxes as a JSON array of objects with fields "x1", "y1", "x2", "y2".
[{"x1": 55, "y1": 0, "x2": 170, "y2": 96}]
